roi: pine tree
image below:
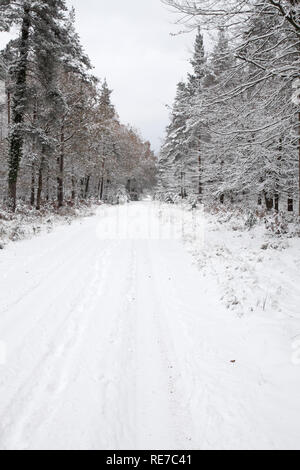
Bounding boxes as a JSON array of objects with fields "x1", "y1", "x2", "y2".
[
  {"x1": 200, "y1": 27, "x2": 236, "y2": 205},
  {"x1": 97, "y1": 80, "x2": 118, "y2": 200},
  {"x1": 159, "y1": 81, "x2": 190, "y2": 199},
  {"x1": 188, "y1": 26, "x2": 206, "y2": 95},
  {"x1": 1, "y1": 0, "x2": 91, "y2": 211},
  {"x1": 158, "y1": 28, "x2": 208, "y2": 202},
  {"x1": 182, "y1": 27, "x2": 208, "y2": 198},
  {"x1": 1, "y1": 1, "x2": 31, "y2": 211},
  {"x1": 99, "y1": 79, "x2": 115, "y2": 121}
]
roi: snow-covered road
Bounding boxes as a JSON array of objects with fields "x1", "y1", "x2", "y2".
[{"x1": 0, "y1": 202, "x2": 299, "y2": 450}]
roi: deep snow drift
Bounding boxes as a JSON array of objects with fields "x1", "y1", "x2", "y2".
[{"x1": 0, "y1": 202, "x2": 299, "y2": 450}]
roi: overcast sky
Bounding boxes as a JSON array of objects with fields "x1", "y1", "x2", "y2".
[
  {"x1": 67, "y1": 0, "x2": 194, "y2": 152},
  {"x1": 0, "y1": 1, "x2": 196, "y2": 152}
]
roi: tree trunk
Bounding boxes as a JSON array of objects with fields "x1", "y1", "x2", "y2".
[
  {"x1": 99, "y1": 176, "x2": 105, "y2": 200},
  {"x1": 57, "y1": 123, "x2": 65, "y2": 208},
  {"x1": 85, "y1": 175, "x2": 90, "y2": 199},
  {"x1": 274, "y1": 193, "x2": 279, "y2": 212},
  {"x1": 30, "y1": 101, "x2": 38, "y2": 207},
  {"x1": 36, "y1": 157, "x2": 44, "y2": 211},
  {"x1": 30, "y1": 163, "x2": 35, "y2": 206},
  {"x1": 180, "y1": 171, "x2": 185, "y2": 199},
  {"x1": 8, "y1": 3, "x2": 31, "y2": 211},
  {"x1": 97, "y1": 177, "x2": 101, "y2": 199},
  {"x1": 7, "y1": 90, "x2": 11, "y2": 126},
  {"x1": 71, "y1": 175, "x2": 76, "y2": 200},
  {"x1": 99, "y1": 160, "x2": 105, "y2": 200},
  {"x1": 274, "y1": 138, "x2": 282, "y2": 213},
  {"x1": 198, "y1": 154, "x2": 202, "y2": 198},
  {"x1": 80, "y1": 178, "x2": 85, "y2": 198},
  {"x1": 46, "y1": 166, "x2": 50, "y2": 202},
  {"x1": 288, "y1": 197, "x2": 294, "y2": 212},
  {"x1": 264, "y1": 193, "x2": 274, "y2": 211}
]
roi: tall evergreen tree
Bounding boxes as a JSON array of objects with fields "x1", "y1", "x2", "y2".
[
  {"x1": 0, "y1": 0, "x2": 90, "y2": 211},
  {"x1": 188, "y1": 26, "x2": 206, "y2": 95},
  {"x1": 159, "y1": 27, "x2": 208, "y2": 200},
  {"x1": 99, "y1": 79, "x2": 115, "y2": 120},
  {"x1": 1, "y1": 1, "x2": 31, "y2": 211},
  {"x1": 185, "y1": 27, "x2": 207, "y2": 197},
  {"x1": 159, "y1": 81, "x2": 190, "y2": 198},
  {"x1": 97, "y1": 80, "x2": 118, "y2": 200}
]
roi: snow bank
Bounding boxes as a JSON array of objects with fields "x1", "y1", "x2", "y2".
[
  {"x1": 156, "y1": 201, "x2": 300, "y2": 321},
  {"x1": 0, "y1": 201, "x2": 100, "y2": 249}
]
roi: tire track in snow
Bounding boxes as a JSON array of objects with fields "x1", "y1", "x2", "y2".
[
  {"x1": 96, "y1": 242, "x2": 138, "y2": 449},
  {"x1": 148, "y1": 240, "x2": 273, "y2": 450},
  {"x1": 0, "y1": 237, "x2": 93, "y2": 329},
  {"x1": 0, "y1": 243, "x2": 113, "y2": 450},
  {"x1": 136, "y1": 240, "x2": 195, "y2": 450},
  {"x1": 147, "y1": 241, "x2": 230, "y2": 450}
]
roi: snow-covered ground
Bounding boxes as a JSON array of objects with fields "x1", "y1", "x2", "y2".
[
  {"x1": 0, "y1": 201, "x2": 299, "y2": 450},
  {"x1": 0, "y1": 203, "x2": 97, "y2": 248}
]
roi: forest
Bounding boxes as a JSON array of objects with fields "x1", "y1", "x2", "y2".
[
  {"x1": 158, "y1": 0, "x2": 300, "y2": 218},
  {"x1": 1, "y1": 1, "x2": 299, "y2": 222},
  {"x1": 0, "y1": 0, "x2": 300, "y2": 452},
  {"x1": 0, "y1": 1, "x2": 157, "y2": 213}
]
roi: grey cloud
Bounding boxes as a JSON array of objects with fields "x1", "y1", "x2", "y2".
[
  {"x1": 67, "y1": 0, "x2": 194, "y2": 152},
  {"x1": 0, "y1": 1, "x2": 195, "y2": 152}
]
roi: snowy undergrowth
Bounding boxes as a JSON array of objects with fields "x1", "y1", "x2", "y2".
[
  {"x1": 0, "y1": 201, "x2": 100, "y2": 250},
  {"x1": 160, "y1": 202, "x2": 300, "y2": 323}
]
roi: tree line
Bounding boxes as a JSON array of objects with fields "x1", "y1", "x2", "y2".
[
  {"x1": 0, "y1": 0, "x2": 157, "y2": 212},
  {"x1": 158, "y1": 0, "x2": 300, "y2": 215}
]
